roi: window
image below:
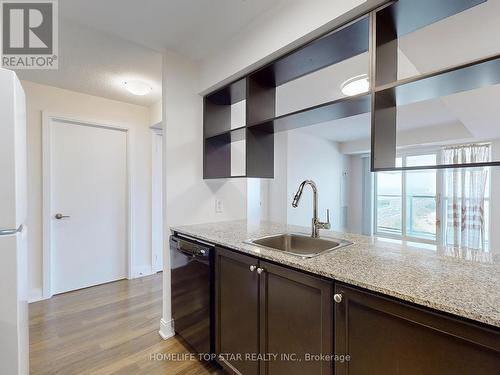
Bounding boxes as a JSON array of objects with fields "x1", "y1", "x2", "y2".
[
  {"x1": 375, "y1": 154, "x2": 438, "y2": 243},
  {"x1": 375, "y1": 167, "x2": 402, "y2": 236},
  {"x1": 374, "y1": 149, "x2": 491, "y2": 250}
]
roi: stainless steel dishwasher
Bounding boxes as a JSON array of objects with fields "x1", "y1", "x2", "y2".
[{"x1": 170, "y1": 234, "x2": 214, "y2": 355}]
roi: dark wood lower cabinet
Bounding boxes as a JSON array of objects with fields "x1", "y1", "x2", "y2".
[
  {"x1": 215, "y1": 247, "x2": 260, "y2": 375},
  {"x1": 259, "y1": 260, "x2": 333, "y2": 375},
  {"x1": 215, "y1": 246, "x2": 500, "y2": 375},
  {"x1": 215, "y1": 247, "x2": 333, "y2": 375},
  {"x1": 334, "y1": 283, "x2": 500, "y2": 375}
]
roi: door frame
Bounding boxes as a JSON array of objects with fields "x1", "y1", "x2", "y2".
[
  {"x1": 151, "y1": 127, "x2": 163, "y2": 273},
  {"x1": 42, "y1": 112, "x2": 135, "y2": 299}
]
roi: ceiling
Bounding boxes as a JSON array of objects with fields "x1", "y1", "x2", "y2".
[
  {"x1": 17, "y1": 18, "x2": 162, "y2": 106},
  {"x1": 16, "y1": 0, "x2": 500, "y2": 112},
  {"x1": 16, "y1": 0, "x2": 289, "y2": 106},
  {"x1": 59, "y1": 0, "x2": 288, "y2": 60}
]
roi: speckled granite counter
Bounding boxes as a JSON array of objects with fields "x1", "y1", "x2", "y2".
[{"x1": 171, "y1": 220, "x2": 500, "y2": 328}]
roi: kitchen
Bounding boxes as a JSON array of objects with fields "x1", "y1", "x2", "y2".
[
  {"x1": 0, "y1": 0, "x2": 499, "y2": 374},
  {"x1": 168, "y1": 0, "x2": 500, "y2": 373}
]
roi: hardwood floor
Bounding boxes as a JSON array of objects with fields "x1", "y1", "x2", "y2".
[{"x1": 29, "y1": 273, "x2": 224, "y2": 375}]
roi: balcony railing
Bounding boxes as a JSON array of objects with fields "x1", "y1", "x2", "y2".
[{"x1": 376, "y1": 194, "x2": 436, "y2": 240}]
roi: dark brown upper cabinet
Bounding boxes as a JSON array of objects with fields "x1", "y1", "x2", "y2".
[
  {"x1": 204, "y1": 0, "x2": 500, "y2": 176},
  {"x1": 372, "y1": 0, "x2": 500, "y2": 171},
  {"x1": 203, "y1": 15, "x2": 371, "y2": 179},
  {"x1": 204, "y1": 78, "x2": 248, "y2": 179},
  {"x1": 334, "y1": 283, "x2": 500, "y2": 375}
]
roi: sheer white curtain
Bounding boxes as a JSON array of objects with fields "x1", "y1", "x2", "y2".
[{"x1": 442, "y1": 144, "x2": 490, "y2": 251}]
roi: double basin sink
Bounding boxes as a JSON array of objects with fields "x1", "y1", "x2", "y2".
[{"x1": 245, "y1": 233, "x2": 352, "y2": 259}]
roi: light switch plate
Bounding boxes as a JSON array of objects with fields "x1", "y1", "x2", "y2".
[{"x1": 215, "y1": 199, "x2": 224, "y2": 213}]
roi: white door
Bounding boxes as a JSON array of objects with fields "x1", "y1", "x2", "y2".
[
  {"x1": 50, "y1": 119, "x2": 128, "y2": 294},
  {"x1": 0, "y1": 68, "x2": 29, "y2": 375}
]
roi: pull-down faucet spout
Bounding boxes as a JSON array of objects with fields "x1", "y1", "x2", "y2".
[{"x1": 292, "y1": 180, "x2": 331, "y2": 238}]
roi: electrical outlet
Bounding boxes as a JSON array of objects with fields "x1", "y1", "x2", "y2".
[{"x1": 215, "y1": 199, "x2": 224, "y2": 213}]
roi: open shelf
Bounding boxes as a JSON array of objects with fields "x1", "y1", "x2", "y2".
[
  {"x1": 204, "y1": 0, "x2": 496, "y2": 177},
  {"x1": 375, "y1": 54, "x2": 500, "y2": 106},
  {"x1": 205, "y1": 77, "x2": 246, "y2": 105},
  {"x1": 248, "y1": 93, "x2": 371, "y2": 133},
  {"x1": 379, "y1": 0, "x2": 485, "y2": 38},
  {"x1": 372, "y1": 53, "x2": 500, "y2": 170},
  {"x1": 255, "y1": 16, "x2": 369, "y2": 87},
  {"x1": 204, "y1": 78, "x2": 246, "y2": 138},
  {"x1": 375, "y1": 0, "x2": 486, "y2": 87},
  {"x1": 204, "y1": 175, "x2": 247, "y2": 180},
  {"x1": 203, "y1": 11, "x2": 373, "y2": 179},
  {"x1": 371, "y1": 55, "x2": 500, "y2": 170},
  {"x1": 204, "y1": 126, "x2": 246, "y2": 142}
]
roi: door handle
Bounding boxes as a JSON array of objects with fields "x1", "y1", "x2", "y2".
[{"x1": 55, "y1": 214, "x2": 70, "y2": 220}]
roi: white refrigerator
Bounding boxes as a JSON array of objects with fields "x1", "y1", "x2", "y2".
[{"x1": 0, "y1": 68, "x2": 29, "y2": 375}]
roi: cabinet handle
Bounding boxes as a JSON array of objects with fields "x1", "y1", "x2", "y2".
[
  {"x1": 257, "y1": 267, "x2": 265, "y2": 275},
  {"x1": 249, "y1": 265, "x2": 257, "y2": 272},
  {"x1": 333, "y1": 293, "x2": 343, "y2": 303}
]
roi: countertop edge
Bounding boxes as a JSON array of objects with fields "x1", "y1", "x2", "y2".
[{"x1": 171, "y1": 226, "x2": 500, "y2": 329}]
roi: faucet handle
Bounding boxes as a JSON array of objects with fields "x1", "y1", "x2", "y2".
[{"x1": 322, "y1": 209, "x2": 331, "y2": 230}]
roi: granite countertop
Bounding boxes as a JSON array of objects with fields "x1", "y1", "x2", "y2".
[{"x1": 171, "y1": 220, "x2": 500, "y2": 328}]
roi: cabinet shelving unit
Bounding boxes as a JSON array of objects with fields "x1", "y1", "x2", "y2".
[
  {"x1": 370, "y1": 0, "x2": 500, "y2": 171},
  {"x1": 204, "y1": 0, "x2": 495, "y2": 178},
  {"x1": 203, "y1": 15, "x2": 370, "y2": 179}
]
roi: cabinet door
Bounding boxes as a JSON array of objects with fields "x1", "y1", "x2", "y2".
[
  {"x1": 334, "y1": 283, "x2": 500, "y2": 375},
  {"x1": 259, "y1": 260, "x2": 333, "y2": 375},
  {"x1": 215, "y1": 247, "x2": 260, "y2": 375}
]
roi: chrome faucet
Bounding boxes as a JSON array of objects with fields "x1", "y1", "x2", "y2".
[{"x1": 291, "y1": 180, "x2": 331, "y2": 238}]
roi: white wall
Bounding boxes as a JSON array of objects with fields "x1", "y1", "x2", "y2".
[
  {"x1": 347, "y1": 155, "x2": 365, "y2": 234},
  {"x1": 287, "y1": 132, "x2": 348, "y2": 231},
  {"x1": 23, "y1": 80, "x2": 153, "y2": 301},
  {"x1": 162, "y1": 51, "x2": 247, "y2": 230},
  {"x1": 149, "y1": 100, "x2": 162, "y2": 127},
  {"x1": 160, "y1": 51, "x2": 248, "y2": 338},
  {"x1": 265, "y1": 129, "x2": 349, "y2": 232}
]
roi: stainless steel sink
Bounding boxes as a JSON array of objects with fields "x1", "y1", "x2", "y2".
[{"x1": 245, "y1": 233, "x2": 352, "y2": 258}]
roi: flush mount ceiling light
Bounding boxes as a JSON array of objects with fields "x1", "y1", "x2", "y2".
[
  {"x1": 124, "y1": 80, "x2": 152, "y2": 96},
  {"x1": 340, "y1": 74, "x2": 369, "y2": 96}
]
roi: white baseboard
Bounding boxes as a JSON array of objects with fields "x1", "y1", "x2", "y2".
[
  {"x1": 28, "y1": 288, "x2": 47, "y2": 303},
  {"x1": 131, "y1": 265, "x2": 154, "y2": 279},
  {"x1": 159, "y1": 318, "x2": 175, "y2": 340}
]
